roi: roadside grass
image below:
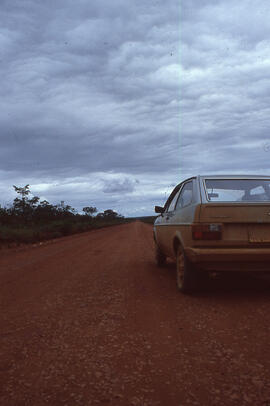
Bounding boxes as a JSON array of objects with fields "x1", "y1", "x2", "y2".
[
  {"x1": 0, "y1": 218, "x2": 133, "y2": 247},
  {"x1": 0, "y1": 216, "x2": 157, "y2": 248}
]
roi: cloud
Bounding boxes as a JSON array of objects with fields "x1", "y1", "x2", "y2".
[
  {"x1": 179, "y1": 0, "x2": 270, "y2": 180},
  {"x1": 102, "y1": 177, "x2": 139, "y2": 194},
  {"x1": 1, "y1": 0, "x2": 270, "y2": 216}
]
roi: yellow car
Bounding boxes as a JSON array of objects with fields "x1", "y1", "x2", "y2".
[{"x1": 154, "y1": 175, "x2": 270, "y2": 293}]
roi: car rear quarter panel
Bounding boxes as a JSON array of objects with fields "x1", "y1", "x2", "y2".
[
  {"x1": 154, "y1": 177, "x2": 202, "y2": 258},
  {"x1": 163, "y1": 203, "x2": 201, "y2": 258},
  {"x1": 173, "y1": 202, "x2": 200, "y2": 242}
]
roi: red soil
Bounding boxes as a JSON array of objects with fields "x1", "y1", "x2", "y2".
[{"x1": 1, "y1": 221, "x2": 270, "y2": 405}]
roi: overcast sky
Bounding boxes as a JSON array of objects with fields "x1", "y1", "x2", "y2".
[{"x1": 1, "y1": 0, "x2": 270, "y2": 216}]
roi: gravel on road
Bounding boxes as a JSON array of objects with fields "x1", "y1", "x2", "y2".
[{"x1": 1, "y1": 221, "x2": 270, "y2": 406}]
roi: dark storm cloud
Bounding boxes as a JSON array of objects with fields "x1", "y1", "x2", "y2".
[
  {"x1": 0, "y1": 0, "x2": 179, "y2": 177},
  {"x1": 1, "y1": 0, "x2": 270, "y2": 215},
  {"x1": 102, "y1": 178, "x2": 139, "y2": 194},
  {"x1": 0, "y1": 0, "x2": 180, "y2": 214},
  {"x1": 180, "y1": 0, "x2": 270, "y2": 180}
]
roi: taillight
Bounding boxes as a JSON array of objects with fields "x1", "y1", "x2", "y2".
[{"x1": 192, "y1": 224, "x2": 222, "y2": 240}]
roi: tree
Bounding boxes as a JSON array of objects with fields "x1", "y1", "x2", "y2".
[
  {"x1": 98, "y1": 209, "x2": 123, "y2": 219},
  {"x1": 56, "y1": 203, "x2": 76, "y2": 218},
  {"x1": 13, "y1": 184, "x2": 30, "y2": 199},
  {"x1": 33, "y1": 200, "x2": 58, "y2": 222},
  {"x1": 82, "y1": 206, "x2": 97, "y2": 216},
  {"x1": 103, "y1": 209, "x2": 118, "y2": 219},
  {"x1": 12, "y1": 184, "x2": 30, "y2": 215},
  {"x1": 12, "y1": 184, "x2": 40, "y2": 220}
]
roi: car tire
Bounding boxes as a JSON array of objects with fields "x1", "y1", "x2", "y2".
[
  {"x1": 176, "y1": 245, "x2": 200, "y2": 293},
  {"x1": 155, "y1": 242, "x2": 166, "y2": 266}
]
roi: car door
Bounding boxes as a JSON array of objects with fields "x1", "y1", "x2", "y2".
[
  {"x1": 172, "y1": 180, "x2": 198, "y2": 253},
  {"x1": 161, "y1": 181, "x2": 193, "y2": 257},
  {"x1": 155, "y1": 187, "x2": 181, "y2": 255}
]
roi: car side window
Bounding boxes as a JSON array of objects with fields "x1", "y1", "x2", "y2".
[
  {"x1": 175, "y1": 181, "x2": 193, "y2": 209},
  {"x1": 166, "y1": 189, "x2": 181, "y2": 212}
]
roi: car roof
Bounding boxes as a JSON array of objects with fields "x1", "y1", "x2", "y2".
[
  {"x1": 198, "y1": 175, "x2": 270, "y2": 180},
  {"x1": 173, "y1": 175, "x2": 270, "y2": 191}
]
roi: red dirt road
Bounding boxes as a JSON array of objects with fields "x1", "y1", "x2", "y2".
[{"x1": 1, "y1": 221, "x2": 270, "y2": 406}]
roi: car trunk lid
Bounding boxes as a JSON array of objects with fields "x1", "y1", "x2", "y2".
[{"x1": 199, "y1": 203, "x2": 270, "y2": 244}]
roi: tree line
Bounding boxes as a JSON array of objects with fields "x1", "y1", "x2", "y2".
[
  {"x1": 0, "y1": 184, "x2": 127, "y2": 245},
  {"x1": 0, "y1": 184, "x2": 123, "y2": 226}
]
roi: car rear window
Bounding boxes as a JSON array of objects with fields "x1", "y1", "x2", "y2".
[{"x1": 204, "y1": 179, "x2": 270, "y2": 202}]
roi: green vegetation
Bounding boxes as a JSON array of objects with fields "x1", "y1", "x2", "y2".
[{"x1": 0, "y1": 185, "x2": 129, "y2": 247}]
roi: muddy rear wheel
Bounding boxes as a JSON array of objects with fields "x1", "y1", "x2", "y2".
[
  {"x1": 176, "y1": 246, "x2": 199, "y2": 293},
  {"x1": 155, "y1": 242, "x2": 166, "y2": 267}
]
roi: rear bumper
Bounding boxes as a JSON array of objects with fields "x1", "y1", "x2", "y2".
[{"x1": 185, "y1": 247, "x2": 270, "y2": 271}]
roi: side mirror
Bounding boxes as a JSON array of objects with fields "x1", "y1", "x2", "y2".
[
  {"x1": 208, "y1": 193, "x2": 219, "y2": 199},
  {"x1": 155, "y1": 206, "x2": 165, "y2": 214}
]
